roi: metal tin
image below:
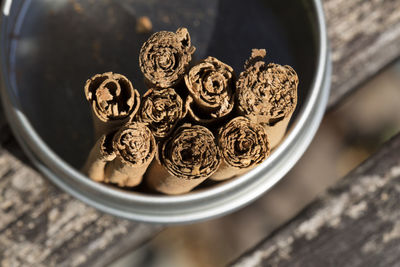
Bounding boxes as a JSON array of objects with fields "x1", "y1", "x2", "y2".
[{"x1": 0, "y1": 0, "x2": 330, "y2": 224}]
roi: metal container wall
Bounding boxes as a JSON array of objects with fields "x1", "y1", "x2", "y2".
[{"x1": 0, "y1": 0, "x2": 330, "y2": 223}]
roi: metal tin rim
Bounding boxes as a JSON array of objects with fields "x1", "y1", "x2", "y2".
[{"x1": 1, "y1": 0, "x2": 330, "y2": 224}]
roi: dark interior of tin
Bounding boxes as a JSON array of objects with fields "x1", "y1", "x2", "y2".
[{"x1": 5, "y1": 0, "x2": 318, "y2": 168}]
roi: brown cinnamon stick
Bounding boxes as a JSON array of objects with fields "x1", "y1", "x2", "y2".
[
  {"x1": 84, "y1": 72, "x2": 141, "y2": 140},
  {"x1": 137, "y1": 88, "x2": 185, "y2": 139},
  {"x1": 184, "y1": 56, "x2": 235, "y2": 125},
  {"x1": 236, "y1": 49, "x2": 299, "y2": 148},
  {"x1": 211, "y1": 116, "x2": 270, "y2": 181},
  {"x1": 82, "y1": 131, "x2": 116, "y2": 182},
  {"x1": 146, "y1": 124, "x2": 221, "y2": 195},
  {"x1": 104, "y1": 122, "x2": 156, "y2": 187},
  {"x1": 139, "y1": 28, "x2": 196, "y2": 88}
]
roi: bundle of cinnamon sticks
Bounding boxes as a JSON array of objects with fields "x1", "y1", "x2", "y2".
[{"x1": 83, "y1": 28, "x2": 299, "y2": 195}]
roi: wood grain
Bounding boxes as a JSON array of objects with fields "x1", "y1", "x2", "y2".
[
  {"x1": 231, "y1": 134, "x2": 400, "y2": 266},
  {"x1": 326, "y1": 0, "x2": 400, "y2": 108}
]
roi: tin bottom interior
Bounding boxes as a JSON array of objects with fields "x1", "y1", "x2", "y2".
[{"x1": 5, "y1": 0, "x2": 317, "y2": 167}]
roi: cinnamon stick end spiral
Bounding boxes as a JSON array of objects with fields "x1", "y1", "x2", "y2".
[
  {"x1": 139, "y1": 28, "x2": 196, "y2": 88},
  {"x1": 161, "y1": 124, "x2": 221, "y2": 180},
  {"x1": 84, "y1": 72, "x2": 140, "y2": 122},
  {"x1": 184, "y1": 56, "x2": 235, "y2": 124},
  {"x1": 236, "y1": 51, "x2": 298, "y2": 125},
  {"x1": 138, "y1": 88, "x2": 185, "y2": 139}
]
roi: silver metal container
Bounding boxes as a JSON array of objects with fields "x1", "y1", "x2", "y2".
[{"x1": 0, "y1": 0, "x2": 330, "y2": 224}]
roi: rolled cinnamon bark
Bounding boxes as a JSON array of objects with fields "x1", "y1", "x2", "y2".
[
  {"x1": 211, "y1": 116, "x2": 270, "y2": 181},
  {"x1": 236, "y1": 49, "x2": 299, "y2": 148},
  {"x1": 137, "y1": 88, "x2": 185, "y2": 139},
  {"x1": 82, "y1": 131, "x2": 116, "y2": 183},
  {"x1": 139, "y1": 28, "x2": 196, "y2": 88},
  {"x1": 184, "y1": 56, "x2": 235, "y2": 125},
  {"x1": 146, "y1": 124, "x2": 221, "y2": 195},
  {"x1": 104, "y1": 122, "x2": 156, "y2": 187},
  {"x1": 84, "y1": 72, "x2": 141, "y2": 140}
]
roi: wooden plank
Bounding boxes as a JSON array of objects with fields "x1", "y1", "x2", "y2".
[
  {"x1": 0, "y1": 0, "x2": 400, "y2": 265},
  {"x1": 231, "y1": 133, "x2": 400, "y2": 266},
  {"x1": 0, "y1": 142, "x2": 162, "y2": 267},
  {"x1": 0, "y1": 104, "x2": 162, "y2": 267},
  {"x1": 326, "y1": 0, "x2": 400, "y2": 108}
]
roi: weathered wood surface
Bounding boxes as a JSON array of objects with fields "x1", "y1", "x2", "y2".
[
  {"x1": 0, "y1": 105, "x2": 163, "y2": 267},
  {"x1": 326, "y1": 0, "x2": 400, "y2": 108},
  {"x1": 1, "y1": 0, "x2": 400, "y2": 265},
  {"x1": 232, "y1": 133, "x2": 400, "y2": 266}
]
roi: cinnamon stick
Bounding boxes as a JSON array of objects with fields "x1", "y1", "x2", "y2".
[
  {"x1": 82, "y1": 131, "x2": 116, "y2": 183},
  {"x1": 137, "y1": 88, "x2": 185, "y2": 139},
  {"x1": 104, "y1": 122, "x2": 156, "y2": 187},
  {"x1": 139, "y1": 28, "x2": 196, "y2": 88},
  {"x1": 184, "y1": 56, "x2": 235, "y2": 125},
  {"x1": 146, "y1": 124, "x2": 221, "y2": 195},
  {"x1": 84, "y1": 72, "x2": 141, "y2": 140},
  {"x1": 211, "y1": 116, "x2": 270, "y2": 181},
  {"x1": 236, "y1": 49, "x2": 298, "y2": 148}
]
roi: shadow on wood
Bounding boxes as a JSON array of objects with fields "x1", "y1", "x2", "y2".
[{"x1": 232, "y1": 133, "x2": 400, "y2": 267}]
